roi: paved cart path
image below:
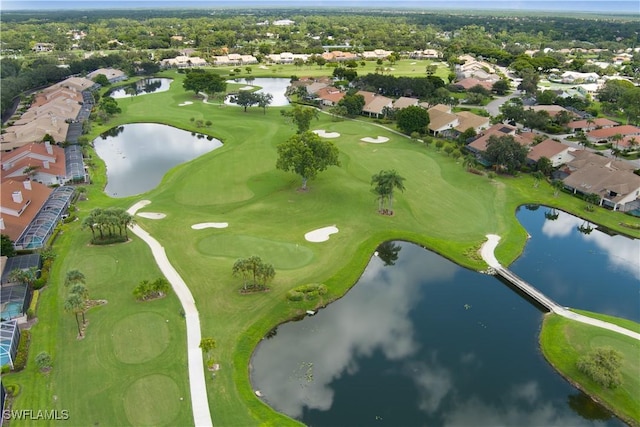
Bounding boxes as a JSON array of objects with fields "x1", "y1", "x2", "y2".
[
  {"x1": 128, "y1": 200, "x2": 214, "y2": 426},
  {"x1": 481, "y1": 234, "x2": 640, "y2": 341}
]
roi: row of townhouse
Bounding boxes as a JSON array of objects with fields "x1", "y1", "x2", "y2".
[
  {"x1": 1, "y1": 76, "x2": 96, "y2": 150},
  {"x1": 466, "y1": 122, "x2": 640, "y2": 212}
]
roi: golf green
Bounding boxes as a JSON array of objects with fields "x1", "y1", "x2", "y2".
[
  {"x1": 123, "y1": 374, "x2": 181, "y2": 426},
  {"x1": 111, "y1": 312, "x2": 171, "y2": 364},
  {"x1": 197, "y1": 234, "x2": 315, "y2": 269}
]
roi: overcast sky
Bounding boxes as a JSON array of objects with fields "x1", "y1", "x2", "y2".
[{"x1": 1, "y1": 0, "x2": 638, "y2": 13}]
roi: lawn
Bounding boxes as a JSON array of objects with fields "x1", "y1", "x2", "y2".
[
  {"x1": 6, "y1": 69, "x2": 639, "y2": 426},
  {"x1": 540, "y1": 314, "x2": 640, "y2": 426}
]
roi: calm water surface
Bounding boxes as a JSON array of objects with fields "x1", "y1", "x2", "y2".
[
  {"x1": 225, "y1": 77, "x2": 290, "y2": 106},
  {"x1": 107, "y1": 78, "x2": 172, "y2": 98},
  {"x1": 251, "y1": 208, "x2": 638, "y2": 426},
  {"x1": 94, "y1": 123, "x2": 221, "y2": 197}
]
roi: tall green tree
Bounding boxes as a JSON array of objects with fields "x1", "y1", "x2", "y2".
[
  {"x1": 395, "y1": 105, "x2": 429, "y2": 135},
  {"x1": 577, "y1": 347, "x2": 623, "y2": 389},
  {"x1": 276, "y1": 131, "x2": 340, "y2": 191},
  {"x1": 65, "y1": 269, "x2": 86, "y2": 287},
  {"x1": 255, "y1": 92, "x2": 273, "y2": 115},
  {"x1": 485, "y1": 135, "x2": 528, "y2": 174},
  {"x1": 183, "y1": 70, "x2": 227, "y2": 96},
  {"x1": 235, "y1": 90, "x2": 259, "y2": 112},
  {"x1": 337, "y1": 93, "x2": 365, "y2": 117},
  {"x1": 281, "y1": 105, "x2": 319, "y2": 133},
  {"x1": 232, "y1": 256, "x2": 275, "y2": 291}
]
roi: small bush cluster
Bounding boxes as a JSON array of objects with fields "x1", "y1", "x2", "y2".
[
  {"x1": 286, "y1": 284, "x2": 328, "y2": 302},
  {"x1": 26, "y1": 290, "x2": 40, "y2": 319},
  {"x1": 13, "y1": 330, "x2": 31, "y2": 372}
]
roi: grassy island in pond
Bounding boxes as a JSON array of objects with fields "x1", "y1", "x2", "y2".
[
  {"x1": 4, "y1": 68, "x2": 638, "y2": 427},
  {"x1": 540, "y1": 313, "x2": 640, "y2": 426}
]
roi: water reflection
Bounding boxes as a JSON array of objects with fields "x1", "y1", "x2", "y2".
[
  {"x1": 93, "y1": 123, "x2": 221, "y2": 197},
  {"x1": 251, "y1": 242, "x2": 621, "y2": 426},
  {"x1": 224, "y1": 78, "x2": 290, "y2": 107},
  {"x1": 107, "y1": 78, "x2": 172, "y2": 98},
  {"x1": 536, "y1": 209, "x2": 640, "y2": 283}
]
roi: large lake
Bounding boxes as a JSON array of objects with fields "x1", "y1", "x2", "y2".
[
  {"x1": 93, "y1": 123, "x2": 221, "y2": 197},
  {"x1": 251, "y1": 208, "x2": 638, "y2": 426}
]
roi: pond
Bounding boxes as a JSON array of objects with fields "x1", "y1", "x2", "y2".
[
  {"x1": 251, "y1": 207, "x2": 638, "y2": 426},
  {"x1": 93, "y1": 123, "x2": 221, "y2": 198},
  {"x1": 224, "y1": 77, "x2": 291, "y2": 107},
  {"x1": 107, "y1": 78, "x2": 173, "y2": 98}
]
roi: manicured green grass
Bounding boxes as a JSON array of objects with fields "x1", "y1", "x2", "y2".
[
  {"x1": 3, "y1": 224, "x2": 193, "y2": 427},
  {"x1": 540, "y1": 314, "x2": 640, "y2": 426},
  {"x1": 9, "y1": 69, "x2": 639, "y2": 426},
  {"x1": 571, "y1": 309, "x2": 640, "y2": 334}
]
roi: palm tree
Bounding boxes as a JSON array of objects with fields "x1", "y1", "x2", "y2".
[
  {"x1": 585, "y1": 117, "x2": 595, "y2": 131},
  {"x1": 552, "y1": 179, "x2": 564, "y2": 197},
  {"x1": 69, "y1": 283, "x2": 89, "y2": 325},
  {"x1": 8, "y1": 267, "x2": 39, "y2": 291},
  {"x1": 65, "y1": 269, "x2": 86, "y2": 287},
  {"x1": 628, "y1": 137, "x2": 639, "y2": 152},
  {"x1": 532, "y1": 171, "x2": 544, "y2": 188},
  {"x1": 371, "y1": 170, "x2": 406, "y2": 214},
  {"x1": 64, "y1": 293, "x2": 84, "y2": 337},
  {"x1": 611, "y1": 133, "x2": 623, "y2": 154}
]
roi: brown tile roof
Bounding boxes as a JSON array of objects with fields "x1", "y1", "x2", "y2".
[
  {"x1": 454, "y1": 78, "x2": 494, "y2": 91},
  {"x1": 357, "y1": 91, "x2": 393, "y2": 115},
  {"x1": 428, "y1": 108, "x2": 458, "y2": 132},
  {"x1": 563, "y1": 164, "x2": 640, "y2": 203},
  {"x1": 393, "y1": 97, "x2": 419, "y2": 110},
  {"x1": 1, "y1": 142, "x2": 67, "y2": 182},
  {"x1": 467, "y1": 123, "x2": 519, "y2": 152},
  {"x1": 526, "y1": 139, "x2": 570, "y2": 162},
  {"x1": 528, "y1": 105, "x2": 573, "y2": 117},
  {"x1": 455, "y1": 111, "x2": 490, "y2": 132},
  {"x1": 565, "y1": 150, "x2": 635, "y2": 172},
  {"x1": 567, "y1": 118, "x2": 618, "y2": 130},
  {"x1": 587, "y1": 125, "x2": 640, "y2": 139},
  {"x1": 0, "y1": 180, "x2": 53, "y2": 241},
  {"x1": 316, "y1": 86, "x2": 345, "y2": 104}
]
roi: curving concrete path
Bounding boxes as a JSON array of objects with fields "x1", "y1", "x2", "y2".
[
  {"x1": 128, "y1": 201, "x2": 214, "y2": 426},
  {"x1": 481, "y1": 234, "x2": 640, "y2": 341}
]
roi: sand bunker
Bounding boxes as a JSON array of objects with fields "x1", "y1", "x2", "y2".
[
  {"x1": 137, "y1": 212, "x2": 166, "y2": 219},
  {"x1": 191, "y1": 222, "x2": 229, "y2": 230},
  {"x1": 361, "y1": 136, "x2": 390, "y2": 144},
  {"x1": 259, "y1": 65, "x2": 269, "y2": 69},
  {"x1": 238, "y1": 86, "x2": 254, "y2": 90},
  {"x1": 178, "y1": 101, "x2": 193, "y2": 106},
  {"x1": 313, "y1": 130, "x2": 341, "y2": 139},
  {"x1": 305, "y1": 225, "x2": 339, "y2": 243}
]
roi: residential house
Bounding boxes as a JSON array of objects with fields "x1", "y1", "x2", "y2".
[
  {"x1": 48, "y1": 77, "x2": 96, "y2": 93},
  {"x1": 212, "y1": 54, "x2": 257, "y2": 66},
  {"x1": 305, "y1": 82, "x2": 329, "y2": 96},
  {"x1": 453, "y1": 78, "x2": 494, "y2": 91},
  {"x1": 267, "y1": 52, "x2": 309, "y2": 64},
  {"x1": 361, "y1": 49, "x2": 393, "y2": 60},
  {"x1": 427, "y1": 104, "x2": 459, "y2": 135},
  {"x1": 587, "y1": 125, "x2": 640, "y2": 143},
  {"x1": 1, "y1": 116, "x2": 69, "y2": 150},
  {"x1": 87, "y1": 68, "x2": 128, "y2": 83},
  {"x1": 1, "y1": 142, "x2": 68, "y2": 186},
  {"x1": 0, "y1": 180, "x2": 53, "y2": 243},
  {"x1": 315, "y1": 86, "x2": 345, "y2": 106},
  {"x1": 559, "y1": 71, "x2": 599, "y2": 84},
  {"x1": 409, "y1": 49, "x2": 440, "y2": 59},
  {"x1": 454, "y1": 111, "x2": 490, "y2": 134},
  {"x1": 161, "y1": 55, "x2": 208, "y2": 68},
  {"x1": 32, "y1": 43, "x2": 54, "y2": 52},
  {"x1": 526, "y1": 139, "x2": 576, "y2": 167},
  {"x1": 561, "y1": 151, "x2": 640, "y2": 212},
  {"x1": 567, "y1": 118, "x2": 618, "y2": 132},
  {"x1": 466, "y1": 123, "x2": 535, "y2": 155},
  {"x1": 357, "y1": 91, "x2": 393, "y2": 118},
  {"x1": 528, "y1": 105, "x2": 573, "y2": 118},
  {"x1": 392, "y1": 97, "x2": 419, "y2": 110},
  {"x1": 321, "y1": 51, "x2": 358, "y2": 62},
  {"x1": 273, "y1": 19, "x2": 295, "y2": 26}
]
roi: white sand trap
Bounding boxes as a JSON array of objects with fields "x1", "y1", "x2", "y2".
[
  {"x1": 410, "y1": 62, "x2": 417, "y2": 65},
  {"x1": 191, "y1": 222, "x2": 229, "y2": 230},
  {"x1": 259, "y1": 65, "x2": 269, "y2": 69},
  {"x1": 361, "y1": 136, "x2": 390, "y2": 144},
  {"x1": 313, "y1": 130, "x2": 341, "y2": 139},
  {"x1": 137, "y1": 212, "x2": 166, "y2": 219},
  {"x1": 239, "y1": 86, "x2": 254, "y2": 90},
  {"x1": 305, "y1": 225, "x2": 339, "y2": 243},
  {"x1": 178, "y1": 101, "x2": 193, "y2": 106}
]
